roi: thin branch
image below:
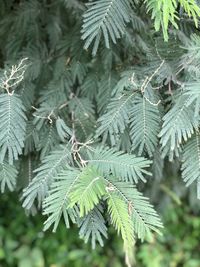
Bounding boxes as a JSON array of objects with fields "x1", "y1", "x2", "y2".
[{"x1": 0, "y1": 58, "x2": 28, "y2": 95}]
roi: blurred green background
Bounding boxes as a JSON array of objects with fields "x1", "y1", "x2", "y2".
[{"x1": 1, "y1": 183, "x2": 200, "y2": 267}]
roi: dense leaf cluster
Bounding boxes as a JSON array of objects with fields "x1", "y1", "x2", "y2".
[{"x1": 0, "y1": 0, "x2": 200, "y2": 266}]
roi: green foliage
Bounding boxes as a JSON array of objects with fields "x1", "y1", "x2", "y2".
[
  {"x1": 78, "y1": 205, "x2": 108, "y2": 249},
  {"x1": 86, "y1": 146, "x2": 151, "y2": 183},
  {"x1": 137, "y1": 202, "x2": 200, "y2": 267},
  {"x1": 0, "y1": 194, "x2": 125, "y2": 267},
  {"x1": 0, "y1": 0, "x2": 200, "y2": 266},
  {"x1": 81, "y1": 0, "x2": 131, "y2": 55},
  {"x1": 108, "y1": 179, "x2": 163, "y2": 240},
  {"x1": 56, "y1": 117, "x2": 72, "y2": 142},
  {"x1": 0, "y1": 162, "x2": 18, "y2": 193},
  {"x1": 43, "y1": 168, "x2": 80, "y2": 232},
  {"x1": 181, "y1": 34, "x2": 200, "y2": 77},
  {"x1": 69, "y1": 167, "x2": 106, "y2": 217},
  {"x1": 146, "y1": 0, "x2": 179, "y2": 41},
  {"x1": 81, "y1": 0, "x2": 200, "y2": 54},
  {"x1": 96, "y1": 93, "x2": 134, "y2": 145},
  {"x1": 107, "y1": 191, "x2": 134, "y2": 264},
  {"x1": 130, "y1": 95, "x2": 161, "y2": 157},
  {"x1": 22, "y1": 145, "x2": 73, "y2": 209},
  {"x1": 182, "y1": 132, "x2": 200, "y2": 199},
  {"x1": 146, "y1": 0, "x2": 200, "y2": 41},
  {"x1": 0, "y1": 94, "x2": 27, "y2": 164},
  {"x1": 158, "y1": 94, "x2": 198, "y2": 158},
  {"x1": 1, "y1": 194, "x2": 200, "y2": 267}
]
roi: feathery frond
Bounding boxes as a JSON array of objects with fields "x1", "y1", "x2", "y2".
[
  {"x1": 183, "y1": 81, "x2": 200, "y2": 117},
  {"x1": 81, "y1": 0, "x2": 131, "y2": 55},
  {"x1": 56, "y1": 117, "x2": 72, "y2": 143},
  {"x1": 43, "y1": 168, "x2": 81, "y2": 231},
  {"x1": 22, "y1": 145, "x2": 72, "y2": 209},
  {"x1": 158, "y1": 94, "x2": 198, "y2": 156},
  {"x1": 69, "y1": 167, "x2": 107, "y2": 217},
  {"x1": 130, "y1": 94, "x2": 161, "y2": 157},
  {"x1": 180, "y1": 34, "x2": 200, "y2": 77},
  {"x1": 107, "y1": 191, "x2": 134, "y2": 261},
  {"x1": 182, "y1": 132, "x2": 200, "y2": 199},
  {"x1": 96, "y1": 92, "x2": 135, "y2": 145},
  {"x1": 106, "y1": 178, "x2": 163, "y2": 240},
  {"x1": 146, "y1": 0, "x2": 200, "y2": 41},
  {"x1": 4, "y1": 0, "x2": 200, "y2": 263},
  {"x1": 0, "y1": 94, "x2": 27, "y2": 164},
  {"x1": 0, "y1": 161, "x2": 18, "y2": 192},
  {"x1": 86, "y1": 146, "x2": 151, "y2": 183},
  {"x1": 78, "y1": 205, "x2": 108, "y2": 248}
]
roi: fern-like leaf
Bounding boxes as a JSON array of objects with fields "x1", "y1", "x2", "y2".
[
  {"x1": 183, "y1": 81, "x2": 200, "y2": 117},
  {"x1": 0, "y1": 161, "x2": 18, "y2": 193},
  {"x1": 56, "y1": 117, "x2": 72, "y2": 143},
  {"x1": 86, "y1": 146, "x2": 151, "y2": 183},
  {"x1": 22, "y1": 145, "x2": 72, "y2": 209},
  {"x1": 69, "y1": 167, "x2": 107, "y2": 217},
  {"x1": 146, "y1": 0, "x2": 178, "y2": 41},
  {"x1": 43, "y1": 168, "x2": 80, "y2": 231},
  {"x1": 146, "y1": 0, "x2": 200, "y2": 41},
  {"x1": 97, "y1": 73, "x2": 118, "y2": 114},
  {"x1": 0, "y1": 94, "x2": 27, "y2": 164},
  {"x1": 37, "y1": 124, "x2": 60, "y2": 159},
  {"x1": 24, "y1": 120, "x2": 39, "y2": 155},
  {"x1": 130, "y1": 95, "x2": 161, "y2": 157},
  {"x1": 96, "y1": 92, "x2": 135, "y2": 145},
  {"x1": 106, "y1": 178, "x2": 163, "y2": 240},
  {"x1": 158, "y1": 94, "x2": 198, "y2": 154},
  {"x1": 180, "y1": 34, "x2": 200, "y2": 78},
  {"x1": 81, "y1": 0, "x2": 131, "y2": 55},
  {"x1": 78, "y1": 205, "x2": 108, "y2": 249},
  {"x1": 107, "y1": 191, "x2": 134, "y2": 263},
  {"x1": 182, "y1": 132, "x2": 200, "y2": 199}
]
